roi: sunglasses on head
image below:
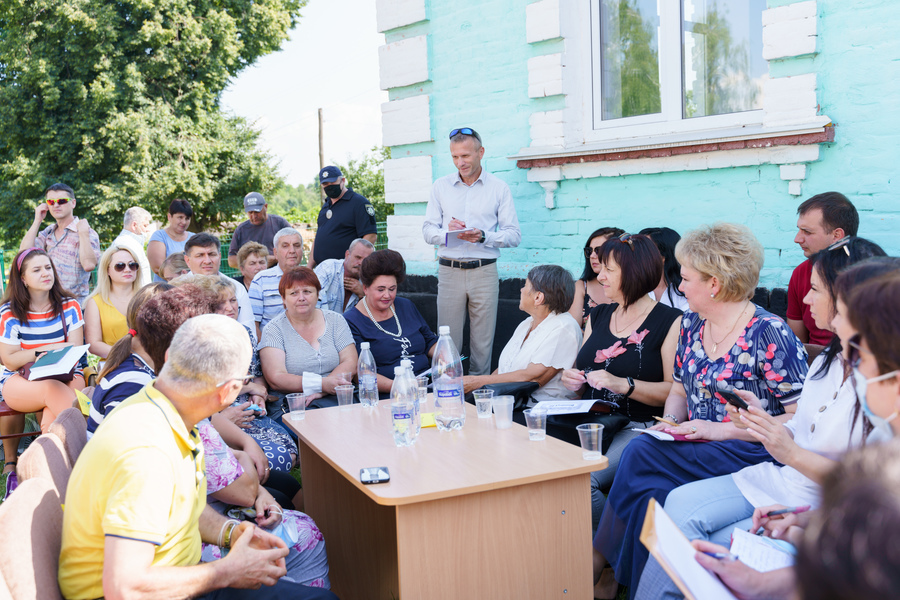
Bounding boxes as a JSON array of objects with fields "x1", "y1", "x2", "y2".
[
  {"x1": 827, "y1": 237, "x2": 852, "y2": 256},
  {"x1": 618, "y1": 232, "x2": 635, "y2": 250},
  {"x1": 46, "y1": 198, "x2": 72, "y2": 207},
  {"x1": 449, "y1": 127, "x2": 482, "y2": 142},
  {"x1": 113, "y1": 262, "x2": 139, "y2": 272}
]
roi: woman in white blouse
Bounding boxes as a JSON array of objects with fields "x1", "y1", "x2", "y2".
[{"x1": 463, "y1": 265, "x2": 582, "y2": 404}]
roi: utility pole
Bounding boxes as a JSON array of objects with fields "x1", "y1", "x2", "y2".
[{"x1": 318, "y1": 108, "x2": 325, "y2": 201}]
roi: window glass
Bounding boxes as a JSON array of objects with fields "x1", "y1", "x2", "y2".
[
  {"x1": 599, "y1": 0, "x2": 662, "y2": 120},
  {"x1": 682, "y1": 0, "x2": 767, "y2": 118}
]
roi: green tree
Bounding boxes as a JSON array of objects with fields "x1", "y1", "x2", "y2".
[
  {"x1": 0, "y1": 0, "x2": 305, "y2": 243},
  {"x1": 333, "y1": 146, "x2": 392, "y2": 222}
]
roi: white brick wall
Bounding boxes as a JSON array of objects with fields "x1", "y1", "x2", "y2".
[
  {"x1": 381, "y1": 95, "x2": 431, "y2": 147},
  {"x1": 379, "y1": 36, "x2": 429, "y2": 90},
  {"x1": 384, "y1": 156, "x2": 433, "y2": 204},
  {"x1": 375, "y1": 0, "x2": 427, "y2": 32},
  {"x1": 762, "y1": 1, "x2": 817, "y2": 60},
  {"x1": 525, "y1": 0, "x2": 560, "y2": 43},
  {"x1": 387, "y1": 215, "x2": 435, "y2": 262},
  {"x1": 763, "y1": 74, "x2": 818, "y2": 126},
  {"x1": 529, "y1": 110, "x2": 565, "y2": 148},
  {"x1": 527, "y1": 53, "x2": 564, "y2": 98}
]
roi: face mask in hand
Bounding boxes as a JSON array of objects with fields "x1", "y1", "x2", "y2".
[
  {"x1": 324, "y1": 184, "x2": 342, "y2": 199},
  {"x1": 853, "y1": 366, "x2": 900, "y2": 438}
]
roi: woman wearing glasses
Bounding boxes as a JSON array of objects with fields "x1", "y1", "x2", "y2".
[
  {"x1": 84, "y1": 244, "x2": 144, "y2": 359},
  {"x1": 633, "y1": 237, "x2": 888, "y2": 600},
  {"x1": 568, "y1": 227, "x2": 625, "y2": 328}
]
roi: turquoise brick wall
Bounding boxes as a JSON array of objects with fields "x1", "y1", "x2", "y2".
[{"x1": 386, "y1": 0, "x2": 900, "y2": 288}]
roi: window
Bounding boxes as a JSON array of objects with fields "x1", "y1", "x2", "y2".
[{"x1": 591, "y1": 0, "x2": 766, "y2": 132}]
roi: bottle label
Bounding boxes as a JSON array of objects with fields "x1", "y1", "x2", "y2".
[
  {"x1": 393, "y1": 413, "x2": 411, "y2": 420},
  {"x1": 436, "y1": 389, "x2": 461, "y2": 398}
]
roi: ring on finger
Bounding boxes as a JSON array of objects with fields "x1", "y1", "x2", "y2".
[{"x1": 690, "y1": 426, "x2": 697, "y2": 433}]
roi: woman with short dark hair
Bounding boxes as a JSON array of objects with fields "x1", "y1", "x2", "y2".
[
  {"x1": 639, "y1": 226, "x2": 689, "y2": 312},
  {"x1": 463, "y1": 264, "x2": 583, "y2": 405},
  {"x1": 148, "y1": 199, "x2": 195, "y2": 281},
  {"x1": 345, "y1": 250, "x2": 438, "y2": 393}
]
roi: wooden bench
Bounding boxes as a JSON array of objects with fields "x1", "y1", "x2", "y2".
[{"x1": 0, "y1": 400, "x2": 41, "y2": 441}]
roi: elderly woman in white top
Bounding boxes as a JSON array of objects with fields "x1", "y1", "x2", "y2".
[{"x1": 463, "y1": 264, "x2": 583, "y2": 404}]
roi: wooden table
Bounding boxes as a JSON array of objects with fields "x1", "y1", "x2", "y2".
[{"x1": 286, "y1": 401, "x2": 607, "y2": 599}]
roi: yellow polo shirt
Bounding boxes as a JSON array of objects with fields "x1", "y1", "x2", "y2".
[{"x1": 59, "y1": 382, "x2": 206, "y2": 600}]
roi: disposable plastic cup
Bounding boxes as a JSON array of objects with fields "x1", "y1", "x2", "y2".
[
  {"x1": 416, "y1": 376, "x2": 429, "y2": 411},
  {"x1": 474, "y1": 389, "x2": 494, "y2": 418},
  {"x1": 577, "y1": 423, "x2": 604, "y2": 460},
  {"x1": 336, "y1": 384, "x2": 354, "y2": 411},
  {"x1": 287, "y1": 393, "x2": 308, "y2": 421},
  {"x1": 523, "y1": 408, "x2": 547, "y2": 441},
  {"x1": 493, "y1": 395, "x2": 514, "y2": 429}
]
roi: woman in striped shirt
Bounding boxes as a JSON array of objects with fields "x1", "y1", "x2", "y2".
[{"x1": 0, "y1": 248, "x2": 87, "y2": 474}]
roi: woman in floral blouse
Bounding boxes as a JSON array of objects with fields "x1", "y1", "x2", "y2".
[{"x1": 592, "y1": 223, "x2": 808, "y2": 599}]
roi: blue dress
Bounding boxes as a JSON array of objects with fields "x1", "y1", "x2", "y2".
[{"x1": 594, "y1": 306, "x2": 808, "y2": 598}]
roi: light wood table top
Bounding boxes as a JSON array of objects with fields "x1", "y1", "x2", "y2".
[{"x1": 287, "y1": 399, "x2": 607, "y2": 506}]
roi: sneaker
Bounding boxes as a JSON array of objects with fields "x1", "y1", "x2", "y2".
[{"x1": 3, "y1": 471, "x2": 18, "y2": 501}]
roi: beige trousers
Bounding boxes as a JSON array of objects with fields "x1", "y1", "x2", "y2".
[{"x1": 436, "y1": 262, "x2": 499, "y2": 376}]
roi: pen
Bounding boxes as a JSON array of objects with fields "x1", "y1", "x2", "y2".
[
  {"x1": 763, "y1": 505, "x2": 811, "y2": 517},
  {"x1": 701, "y1": 551, "x2": 738, "y2": 561},
  {"x1": 653, "y1": 416, "x2": 678, "y2": 427}
]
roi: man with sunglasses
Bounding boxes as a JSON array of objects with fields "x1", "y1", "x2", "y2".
[
  {"x1": 423, "y1": 127, "x2": 521, "y2": 376},
  {"x1": 19, "y1": 182, "x2": 101, "y2": 304},
  {"x1": 787, "y1": 192, "x2": 858, "y2": 351}
]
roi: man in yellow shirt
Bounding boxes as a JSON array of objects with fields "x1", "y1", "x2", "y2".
[{"x1": 59, "y1": 314, "x2": 337, "y2": 600}]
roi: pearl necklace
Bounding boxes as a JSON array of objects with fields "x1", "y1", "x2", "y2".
[{"x1": 362, "y1": 297, "x2": 403, "y2": 338}]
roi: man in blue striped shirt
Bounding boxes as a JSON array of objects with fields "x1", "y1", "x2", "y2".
[{"x1": 249, "y1": 227, "x2": 304, "y2": 339}]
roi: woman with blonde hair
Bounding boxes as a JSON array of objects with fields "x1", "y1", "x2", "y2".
[{"x1": 84, "y1": 243, "x2": 144, "y2": 359}]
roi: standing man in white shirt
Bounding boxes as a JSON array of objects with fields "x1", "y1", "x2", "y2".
[
  {"x1": 423, "y1": 127, "x2": 521, "y2": 376},
  {"x1": 113, "y1": 206, "x2": 153, "y2": 286}
]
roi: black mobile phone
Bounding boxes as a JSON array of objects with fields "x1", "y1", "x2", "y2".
[
  {"x1": 360, "y1": 467, "x2": 390, "y2": 484},
  {"x1": 717, "y1": 386, "x2": 749, "y2": 411}
]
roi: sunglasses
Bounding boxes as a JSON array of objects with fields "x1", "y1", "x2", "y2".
[
  {"x1": 113, "y1": 262, "x2": 139, "y2": 272},
  {"x1": 449, "y1": 127, "x2": 482, "y2": 142},
  {"x1": 46, "y1": 198, "x2": 72, "y2": 206},
  {"x1": 215, "y1": 375, "x2": 255, "y2": 387},
  {"x1": 584, "y1": 246, "x2": 604, "y2": 259},
  {"x1": 618, "y1": 232, "x2": 635, "y2": 250},
  {"x1": 827, "y1": 237, "x2": 852, "y2": 256}
]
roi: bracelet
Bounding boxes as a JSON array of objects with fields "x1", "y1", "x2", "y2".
[
  {"x1": 218, "y1": 519, "x2": 240, "y2": 549},
  {"x1": 663, "y1": 414, "x2": 680, "y2": 424},
  {"x1": 623, "y1": 376, "x2": 635, "y2": 398}
]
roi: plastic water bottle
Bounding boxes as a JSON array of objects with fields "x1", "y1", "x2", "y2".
[
  {"x1": 390, "y1": 366, "x2": 417, "y2": 446},
  {"x1": 358, "y1": 342, "x2": 379, "y2": 407},
  {"x1": 432, "y1": 326, "x2": 465, "y2": 431},
  {"x1": 400, "y1": 359, "x2": 421, "y2": 436}
]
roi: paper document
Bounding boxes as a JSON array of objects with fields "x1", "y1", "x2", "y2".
[
  {"x1": 27, "y1": 344, "x2": 89, "y2": 381},
  {"x1": 729, "y1": 528, "x2": 795, "y2": 573},
  {"x1": 444, "y1": 228, "x2": 476, "y2": 248},
  {"x1": 640, "y1": 499, "x2": 738, "y2": 600},
  {"x1": 529, "y1": 400, "x2": 600, "y2": 415},
  {"x1": 631, "y1": 428, "x2": 711, "y2": 443}
]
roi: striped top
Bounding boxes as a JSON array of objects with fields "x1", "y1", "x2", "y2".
[
  {"x1": 0, "y1": 298, "x2": 84, "y2": 389},
  {"x1": 87, "y1": 353, "x2": 155, "y2": 436},
  {"x1": 259, "y1": 309, "x2": 355, "y2": 382},
  {"x1": 248, "y1": 264, "x2": 286, "y2": 329}
]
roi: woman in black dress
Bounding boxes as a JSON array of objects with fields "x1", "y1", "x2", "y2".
[{"x1": 552, "y1": 233, "x2": 682, "y2": 528}]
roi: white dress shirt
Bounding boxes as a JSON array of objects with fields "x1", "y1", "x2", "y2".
[{"x1": 423, "y1": 169, "x2": 521, "y2": 259}]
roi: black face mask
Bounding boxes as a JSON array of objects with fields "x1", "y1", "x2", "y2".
[{"x1": 324, "y1": 184, "x2": 342, "y2": 199}]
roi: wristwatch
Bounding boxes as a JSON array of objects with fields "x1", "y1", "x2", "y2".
[
  {"x1": 623, "y1": 376, "x2": 635, "y2": 398},
  {"x1": 478, "y1": 230, "x2": 486, "y2": 244}
]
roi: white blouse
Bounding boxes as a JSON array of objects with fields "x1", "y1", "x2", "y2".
[
  {"x1": 497, "y1": 311, "x2": 583, "y2": 405},
  {"x1": 732, "y1": 352, "x2": 886, "y2": 509}
]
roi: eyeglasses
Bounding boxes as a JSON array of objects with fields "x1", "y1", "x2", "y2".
[
  {"x1": 827, "y1": 237, "x2": 852, "y2": 256},
  {"x1": 618, "y1": 232, "x2": 635, "y2": 251},
  {"x1": 113, "y1": 262, "x2": 139, "y2": 272},
  {"x1": 46, "y1": 198, "x2": 72, "y2": 206},
  {"x1": 584, "y1": 246, "x2": 604, "y2": 259},
  {"x1": 449, "y1": 127, "x2": 482, "y2": 142},
  {"x1": 215, "y1": 375, "x2": 255, "y2": 388}
]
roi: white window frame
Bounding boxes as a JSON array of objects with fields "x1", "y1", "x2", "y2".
[{"x1": 586, "y1": 0, "x2": 764, "y2": 138}]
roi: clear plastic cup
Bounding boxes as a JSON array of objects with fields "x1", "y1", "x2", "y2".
[
  {"x1": 523, "y1": 408, "x2": 547, "y2": 441},
  {"x1": 287, "y1": 393, "x2": 308, "y2": 421},
  {"x1": 577, "y1": 423, "x2": 604, "y2": 459},
  {"x1": 474, "y1": 389, "x2": 494, "y2": 418},
  {"x1": 416, "y1": 375, "x2": 429, "y2": 411},
  {"x1": 493, "y1": 395, "x2": 514, "y2": 429},
  {"x1": 336, "y1": 384, "x2": 354, "y2": 411}
]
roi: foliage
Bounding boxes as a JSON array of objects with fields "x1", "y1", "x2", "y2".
[
  {"x1": 333, "y1": 146, "x2": 392, "y2": 222},
  {"x1": 0, "y1": 0, "x2": 305, "y2": 243},
  {"x1": 268, "y1": 180, "x2": 321, "y2": 225},
  {"x1": 600, "y1": 0, "x2": 661, "y2": 119}
]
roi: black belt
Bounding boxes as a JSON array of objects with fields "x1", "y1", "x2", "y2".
[{"x1": 439, "y1": 257, "x2": 497, "y2": 269}]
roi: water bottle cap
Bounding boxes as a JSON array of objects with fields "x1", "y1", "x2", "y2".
[
  {"x1": 394, "y1": 366, "x2": 405, "y2": 375},
  {"x1": 439, "y1": 325, "x2": 450, "y2": 335},
  {"x1": 360, "y1": 342, "x2": 370, "y2": 350}
]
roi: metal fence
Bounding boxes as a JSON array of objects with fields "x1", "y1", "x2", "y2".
[{"x1": 0, "y1": 221, "x2": 388, "y2": 290}]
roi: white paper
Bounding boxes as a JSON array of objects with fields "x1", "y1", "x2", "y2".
[
  {"x1": 653, "y1": 504, "x2": 739, "y2": 600},
  {"x1": 444, "y1": 228, "x2": 476, "y2": 248},
  {"x1": 530, "y1": 400, "x2": 599, "y2": 415},
  {"x1": 729, "y1": 528, "x2": 795, "y2": 573},
  {"x1": 631, "y1": 428, "x2": 675, "y2": 441}
]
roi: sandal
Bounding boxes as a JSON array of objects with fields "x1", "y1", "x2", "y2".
[{"x1": 2, "y1": 460, "x2": 15, "y2": 475}]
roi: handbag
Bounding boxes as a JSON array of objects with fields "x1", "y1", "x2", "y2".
[{"x1": 17, "y1": 308, "x2": 76, "y2": 383}]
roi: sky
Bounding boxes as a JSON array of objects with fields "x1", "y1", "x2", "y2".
[{"x1": 221, "y1": 0, "x2": 388, "y2": 187}]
